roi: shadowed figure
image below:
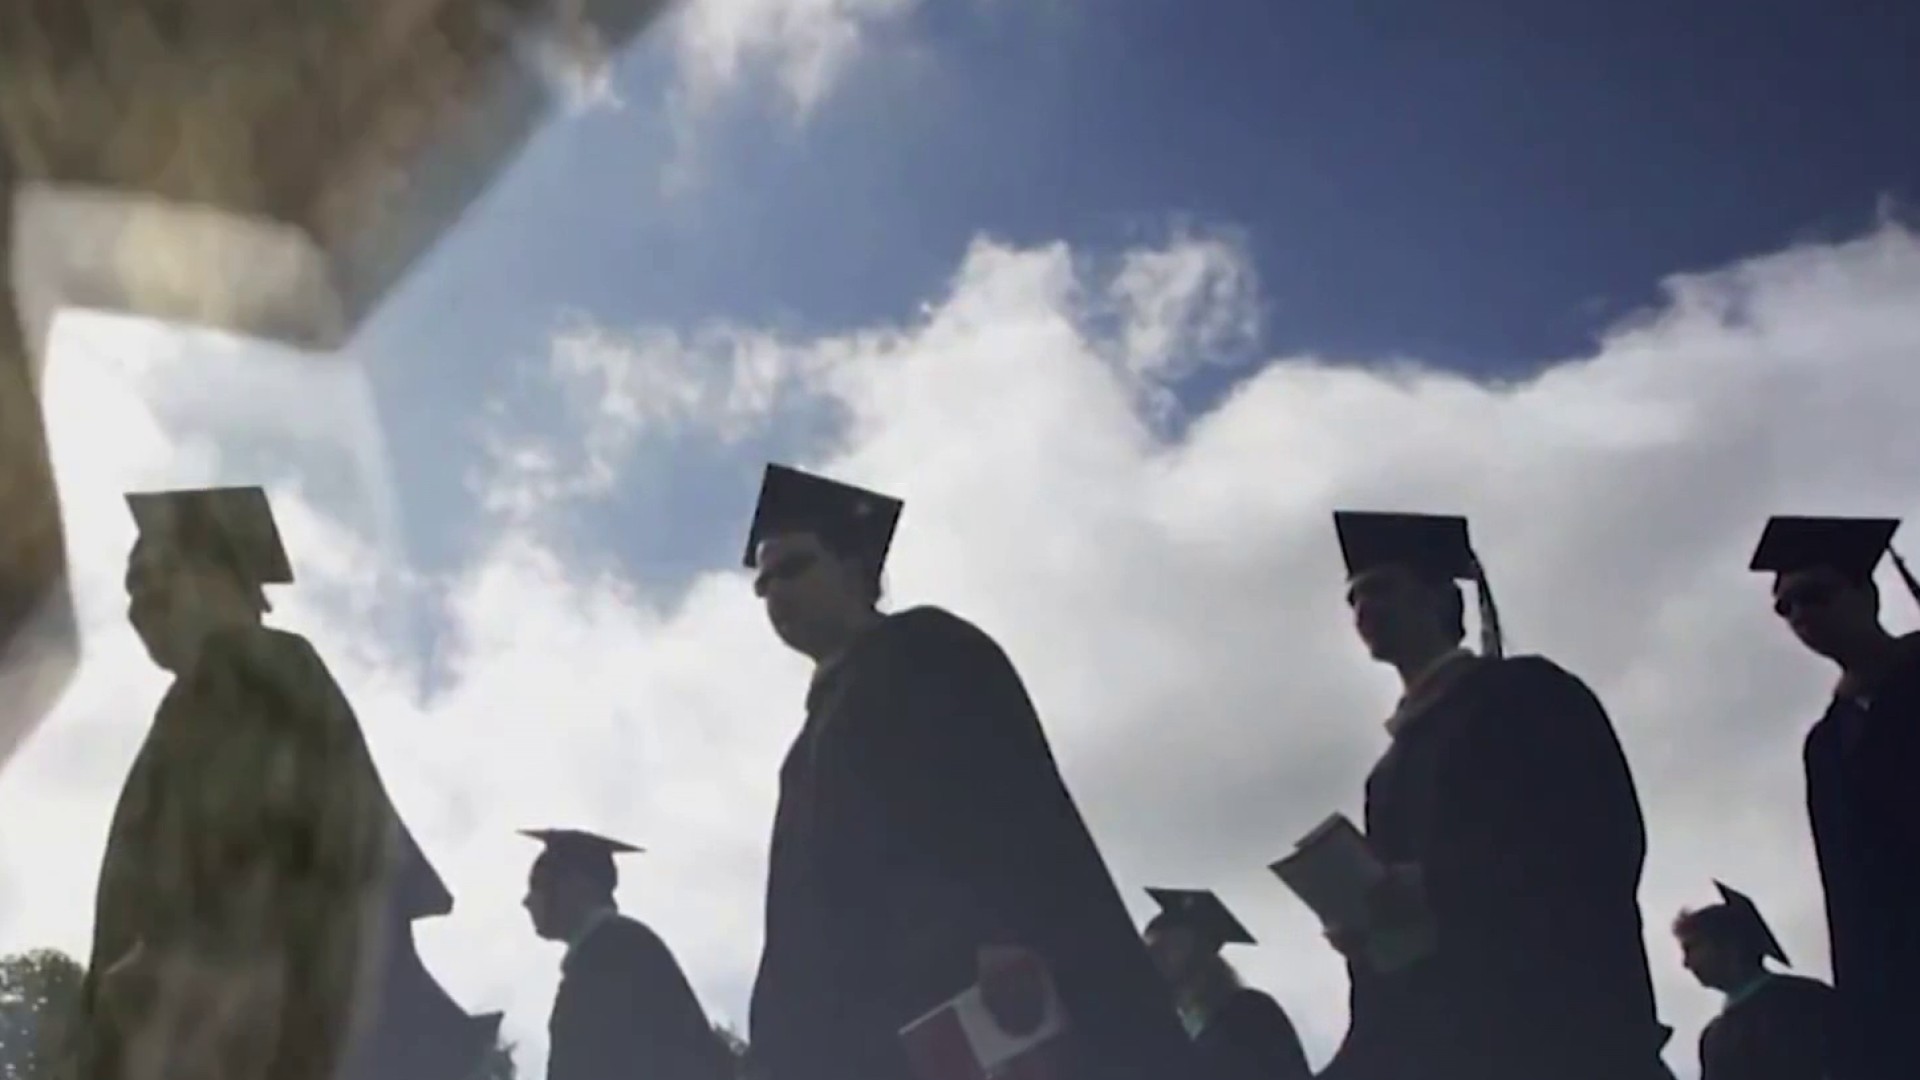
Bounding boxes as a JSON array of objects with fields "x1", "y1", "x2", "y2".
[
  {"x1": 1142, "y1": 888, "x2": 1310, "y2": 1080},
  {"x1": 73, "y1": 485, "x2": 492, "y2": 1080},
  {"x1": 1674, "y1": 881, "x2": 1833, "y2": 1080},
  {"x1": 1750, "y1": 515, "x2": 1920, "y2": 1080},
  {"x1": 742, "y1": 464, "x2": 1197, "y2": 1080},
  {"x1": 520, "y1": 829, "x2": 730, "y2": 1080},
  {"x1": 1316, "y1": 511, "x2": 1672, "y2": 1080}
]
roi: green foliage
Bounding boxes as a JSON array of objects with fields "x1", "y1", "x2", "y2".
[{"x1": 0, "y1": 949, "x2": 84, "y2": 1080}]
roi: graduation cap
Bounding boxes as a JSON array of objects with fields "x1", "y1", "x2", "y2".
[
  {"x1": 1749, "y1": 515, "x2": 1920, "y2": 609},
  {"x1": 1711, "y1": 881, "x2": 1789, "y2": 966},
  {"x1": 126, "y1": 486, "x2": 293, "y2": 608},
  {"x1": 743, "y1": 464, "x2": 904, "y2": 572},
  {"x1": 521, "y1": 828, "x2": 642, "y2": 893},
  {"x1": 1143, "y1": 888, "x2": 1256, "y2": 948},
  {"x1": 1333, "y1": 510, "x2": 1505, "y2": 658}
]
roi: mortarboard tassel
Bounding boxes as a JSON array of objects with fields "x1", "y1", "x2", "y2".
[
  {"x1": 1468, "y1": 554, "x2": 1504, "y2": 659},
  {"x1": 1891, "y1": 546, "x2": 1920, "y2": 612}
]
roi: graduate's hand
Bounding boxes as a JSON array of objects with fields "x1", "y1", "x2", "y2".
[
  {"x1": 977, "y1": 944, "x2": 1049, "y2": 1037},
  {"x1": 1323, "y1": 863, "x2": 1425, "y2": 957}
]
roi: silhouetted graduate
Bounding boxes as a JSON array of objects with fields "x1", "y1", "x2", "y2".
[
  {"x1": 1142, "y1": 889, "x2": 1310, "y2": 1080},
  {"x1": 743, "y1": 464, "x2": 1195, "y2": 1080},
  {"x1": 1751, "y1": 515, "x2": 1920, "y2": 1080},
  {"x1": 522, "y1": 829, "x2": 730, "y2": 1080},
  {"x1": 77, "y1": 486, "x2": 492, "y2": 1080},
  {"x1": 1316, "y1": 511, "x2": 1671, "y2": 1080},
  {"x1": 1674, "y1": 882, "x2": 1833, "y2": 1080}
]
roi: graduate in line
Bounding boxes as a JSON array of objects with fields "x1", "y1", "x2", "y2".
[
  {"x1": 1315, "y1": 511, "x2": 1671, "y2": 1080},
  {"x1": 1750, "y1": 515, "x2": 1920, "y2": 1080},
  {"x1": 521, "y1": 829, "x2": 730, "y2": 1080},
  {"x1": 1674, "y1": 882, "x2": 1832, "y2": 1080},
  {"x1": 743, "y1": 464, "x2": 1195, "y2": 1080},
  {"x1": 77, "y1": 486, "x2": 494, "y2": 1080},
  {"x1": 1142, "y1": 888, "x2": 1310, "y2": 1080}
]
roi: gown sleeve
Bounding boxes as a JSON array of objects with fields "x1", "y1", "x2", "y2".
[
  {"x1": 1204, "y1": 990, "x2": 1311, "y2": 1080},
  {"x1": 1700, "y1": 980, "x2": 1836, "y2": 1080},
  {"x1": 623, "y1": 922, "x2": 729, "y2": 1080},
  {"x1": 556, "y1": 920, "x2": 729, "y2": 1080},
  {"x1": 1753, "y1": 979, "x2": 1835, "y2": 1080},
  {"x1": 1862, "y1": 664, "x2": 1920, "y2": 847},
  {"x1": 1418, "y1": 658, "x2": 1657, "y2": 1076},
  {"x1": 835, "y1": 609, "x2": 1194, "y2": 1080},
  {"x1": 183, "y1": 628, "x2": 393, "y2": 1080}
]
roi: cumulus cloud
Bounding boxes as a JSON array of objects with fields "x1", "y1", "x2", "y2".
[
  {"x1": 671, "y1": 0, "x2": 918, "y2": 119},
  {"x1": 655, "y1": 0, "x2": 928, "y2": 193},
  {"x1": 529, "y1": 18, "x2": 625, "y2": 116},
  {"x1": 1104, "y1": 229, "x2": 1262, "y2": 381},
  {"x1": 6, "y1": 221, "x2": 1920, "y2": 1080},
  {"x1": 475, "y1": 313, "x2": 827, "y2": 519}
]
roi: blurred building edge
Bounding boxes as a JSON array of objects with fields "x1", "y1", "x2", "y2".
[
  {"x1": 0, "y1": 202, "x2": 73, "y2": 773},
  {"x1": 347, "y1": 819, "x2": 502, "y2": 1080},
  {"x1": 0, "y1": 0, "x2": 673, "y2": 350},
  {"x1": 0, "y1": 0, "x2": 671, "y2": 767}
]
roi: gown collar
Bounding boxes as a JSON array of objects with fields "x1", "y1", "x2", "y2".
[
  {"x1": 563, "y1": 906, "x2": 620, "y2": 971},
  {"x1": 1385, "y1": 649, "x2": 1480, "y2": 737},
  {"x1": 1722, "y1": 970, "x2": 1774, "y2": 1012}
]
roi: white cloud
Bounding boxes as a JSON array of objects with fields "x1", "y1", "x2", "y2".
[
  {"x1": 474, "y1": 313, "x2": 833, "y2": 518},
  {"x1": 532, "y1": 33, "x2": 625, "y2": 116},
  {"x1": 515, "y1": 0, "x2": 643, "y2": 116},
  {"x1": 655, "y1": 0, "x2": 927, "y2": 194},
  {"x1": 1105, "y1": 229, "x2": 1261, "y2": 381},
  {"x1": 8, "y1": 221, "x2": 1920, "y2": 1080},
  {"x1": 671, "y1": 0, "x2": 918, "y2": 119}
]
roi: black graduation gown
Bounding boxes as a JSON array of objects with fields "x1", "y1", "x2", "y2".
[
  {"x1": 749, "y1": 606, "x2": 1195, "y2": 1080},
  {"x1": 1320, "y1": 655, "x2": 1671, "y2": 1080},
  {"x1": 1192, "y1": 988, "x2": 1311, "y2": 1080},
  {"x1": 76, "y1": 626, "x2": 392, "y2": 1080},
  {"x1": 547, "y1": 912, "x2": 730, "y2": 1080},
  {"x1": 1698, "y1": 974, "x2": 1833, "y2": 1080},
  {"x1": 1803, "y1": 635, "x2": 1920, "y2": 1080}
]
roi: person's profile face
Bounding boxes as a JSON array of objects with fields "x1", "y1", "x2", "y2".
[
  {"x1": 523, "y1": 862, "x2": 561, "y2": 939},
  {"x1": 1345, "y1": 565, "x2": 1439, "y2": 660},
  {"x1": 753, "y1": 532, "x2": 856, "y2": 646},
  {"x1": 1772, "y1": 566, "x2": 1870, "y2": 655},
  {"x1": 1142, "y1": 924, "x2": 1196, "y2": 984},
  {"x1": 125, "y1": 538, "x2": 195, "y2": 671},
  {"x1": 1677, "y1": 930, "x2": 1740, "y2": 992}
]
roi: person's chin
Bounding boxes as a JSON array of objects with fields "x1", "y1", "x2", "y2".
[
  {"x1": 1793, "y1": 628, "x2": 1841, "y2": 660},
  {"x1": 771, "y1": 617, "x2": 817, "y2": 655},
  {"x1": 138, "y1": 641, "x2": 179, "y2": 674}
]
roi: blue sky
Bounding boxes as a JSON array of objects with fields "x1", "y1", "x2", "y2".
[
  {"x1": 360, "y1": 0, "x2": 1920, "y2": 576},
  {"x1": 9, "y1": 4, "x2": 1920, "y2": 1076}
]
